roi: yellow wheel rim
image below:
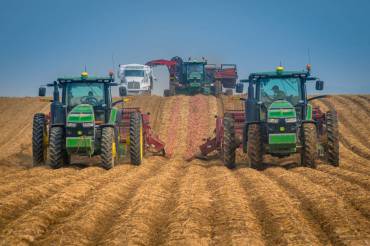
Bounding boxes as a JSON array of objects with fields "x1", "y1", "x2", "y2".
[
  {"x1": 140, "y1": 124, "x2": 143, "y2": 161},
  {"x1": 112, "y1": 141, "x2": 117, "y2": 159}
]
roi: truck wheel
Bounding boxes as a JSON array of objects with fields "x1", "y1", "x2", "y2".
[
  {"x1": 164, "y1": 89, "x2": 170, "y2": 97},
  {"x1": 223, "y1": 116, "x2": 236, "y2": 169},
  {"x1": 49, "y1": 127, "x2": 64, "y2": 169},
  {"x1": 214, "y1": 80, "x2": 222, "y2": 96},
  {"x1": 247, "y1": 124, "x2": 263, "y2": 169},
  {"x1": 130, "y1": 112, "x2": 143, "y2": 165},
  {"x1": 326, "y1": 110, "x2": 339, "y2": 166},
  {"x1": 301, "y1": 123, "x2": 317, "y2": 168},
  {"x1": 101, "y1": 127, "x2": 115, "y2": 170},
  {"x1": 32, "y1": 113, "x2": 47, "y2": 166}
]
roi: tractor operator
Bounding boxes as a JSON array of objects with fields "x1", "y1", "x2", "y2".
[{"x1": 272, "y1": 85, "x2": 286, "y2": 100}]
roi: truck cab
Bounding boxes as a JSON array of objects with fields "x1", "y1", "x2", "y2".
[{"x1": 118, "y1": 64, "x2": 153, "y2": 95}]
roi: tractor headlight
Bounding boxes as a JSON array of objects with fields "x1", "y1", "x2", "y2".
[
  {"x1": 285, "y1": 118, "x2": 297, "y2": 123},
  {"x1": 267, "y1": 118, "x2": 279, "y2": 123},
  {"x1": 67, "y1": 123, "x2": 77, "y2": 127},
  {"x1": 82, "y1": 122, "x2": 94, "y2": 128}
]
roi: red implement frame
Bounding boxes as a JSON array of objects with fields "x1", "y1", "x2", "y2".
[
  {"x1": 196, "y1": 110, "x2": 245, "y2": 159},
  {"x1": 118, "y1": 107, "x2": 166, "y2": 156}
]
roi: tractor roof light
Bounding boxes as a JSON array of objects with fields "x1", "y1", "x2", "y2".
[
  {"x1": 81, "y1": 71, "x2": 89, "y2": 79},
  {"x1": 276, "y1": 66, "x2": 284, "y2": 73},
  {"x1": 306, "y1": 64, "x2": 312, "y2": 73}
]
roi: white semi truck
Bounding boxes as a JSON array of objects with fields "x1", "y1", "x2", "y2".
[{"x1": 118, "y1": 64, "x2": 154, "y2": 95}]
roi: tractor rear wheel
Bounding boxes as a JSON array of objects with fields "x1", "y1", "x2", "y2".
[
  {"x1": 130, "y1": 112, "x2": 143, "y2": 165},
  {"x1": 32, "y1": 113, "x2": 47, "y2": 166},
  {"x1": 301, "y1": 123, "x2": 317, "y2": 168},
  {"x1": 101, "y1": 127, "x2": 116, "y2": 170},
  {"x1": 326, "y1": 110, "x2": 339, "y2": 166},
  {"x1": 49, "y1": 127, "x2": 64, "y2": 169},
  {"x1": 223, "y1": 116, "x2": 236, "y2": 169},
  {"x1": 247, "y1": 124, "x2": 263, "y2": 169}
]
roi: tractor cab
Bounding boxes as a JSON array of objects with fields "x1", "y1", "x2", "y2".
[
  {"x1": 244, "y1": 65, "x2": 323, "y2": 124},
  {"x1": 58, "y1": 72, "x2": 115, "y2": 124},
  {"x1": 184, "y1": 60, "x2": 206, "y2": 84}
]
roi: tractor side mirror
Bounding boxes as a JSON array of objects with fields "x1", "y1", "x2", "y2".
[
  {"x1": 315, "y1": 80, "x2": 324, "y2": 90},
  {"x1": 119, "y1": 86, "x2": 127, "y2": 97},
  {"x1": 235, "y1": 83, "x2": 244, "y2": 93},
  {"x1": 38, "y1": 87, "x2": 46, "y2": 97}
]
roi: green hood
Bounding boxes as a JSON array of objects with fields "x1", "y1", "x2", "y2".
[
  {"x1": 267, "y1": 100, "x2": 296, "y2": 119},
  {"x1": 67, "y1": 104, "x2": 95, "y2": 123}
]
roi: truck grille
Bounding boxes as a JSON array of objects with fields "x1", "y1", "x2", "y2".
[{"x1": 128, "y1": 82, "x2": 140, "y2": 89}]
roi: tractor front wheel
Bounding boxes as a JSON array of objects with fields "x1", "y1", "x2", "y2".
[
  {"x1": 326, "y1": 110, "x2": 339, "y2": 166},
  {"x1": 301, "y1": 123, "x2": 317, "y2": 168},
  {"x1": 130, "y1": 112, "x2": 143, "y2": 165},
  {"x1": 32, "y1": 113, "x2": 47, "y2": 166},
  {"x1": 223, "y1": 116, "x2": 236, "y2": 169},
  {"x1": 101, "y1": 127, "x2": 116, "y2": 170},
  {"x1": 247, "y1": 124, "x2": 263, "y2": 169},
  {"x1": 214, "y1": 80, "x2": 222, "y2": 96},
  {"x1": 49, "y1": 127, "x2": 64, "y2": 169}
]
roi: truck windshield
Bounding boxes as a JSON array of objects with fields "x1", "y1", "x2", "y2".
[
  {"x1": 259, "y1": 77, "x2": 301, "y2": 107},
  {"x1": 66, "y1": 83, "x2": 104, "y2": 108},
  {"x1": 124, "y1": 70, "x2": 144, "y2": 77}
]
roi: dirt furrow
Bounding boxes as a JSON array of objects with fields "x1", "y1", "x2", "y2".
[
  {"x1": 344, "y1": 95, "x2": 370, "y2": 115},
  {"x1": 0, "y1": 167, "x2": 104, "y2": 230},
  {"x1": 293, "y1": 167, "x2": 370, "y2": 219},
  {"x1": 0, "y1": 165, "x2": 134, "y2": 245},
  {"x1": 266, "y1": 168, "x2": 370, "y2": 245},
  {"x1": 330, "y1": 96, "x2": 370, "y2": 144},
  {"x1": 315, "y1": 99, "x2": 370, "y2": 159},
  {"x1": 0, "y1": 167, "x2": 78, "y2": 198},
  {"x1": 154, "y1": 162, "x2": 211, "y2": 246},
  {"x1": 236, "y1": 168, "x2": 329, "y2": 245},
  {"x1": 94, "y1": 159, "x2": 185, "y2": 245},
  {"x1": 35, "y1": 157, "x2": 165, "y2": 245},
  {"x1": 320, "y1": 98, "x2": 370, "y2": 149},
  {"x1": 206, "y1": 163, "x2": 266, "y2": 245},
  {"x1": 317, "y1": 165, "x2": 370, "y2": 190}
]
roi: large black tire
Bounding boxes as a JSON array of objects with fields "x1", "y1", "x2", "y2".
[
  {"x1": 101, "y1": 127, "x2": 115, "y2": 170},
  {"x1": 169, "y1": 81, "x2": 176, "y2": 96},
  {"x1": 130, "y1": 112, "x2": 143, "y2": 165},
  {"x1": 214, "y1": 80, "x2": 222, "y2": 96},
  {"x1": 326, "y1": 110, "x2": 339, "y2": 166},
  {"x1": 32, "y1": 113, "x2": 47, "y2": 166},
  {"x1": 247, "y1": 124, "x2": 263, "y2": 169},
  {"x1": 223, "y1": 116, "x2": 236, "y2": 169},
  {"x1": 163, "y1": 89, "x2": 170, "y2": 97},
  {"x1": 49, "y1": 127, "x2": 64, "y2": 169},
  {"x1": 225, "y1": 89, "x2": 233, "y2": 96},
  {"x1": 301, "y1": 123, "x2": 317, "y2": 168}
]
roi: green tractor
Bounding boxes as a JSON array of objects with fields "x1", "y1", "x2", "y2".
[
  {"x1": 145, "y1": 57, "x2": 238, "y2": 96},
  {"x1": 196, "y1": 65, "x2": 339, "y2": 169},
  {"x1": 32, "y1": 72, "x2": 165, "y2": 169}
]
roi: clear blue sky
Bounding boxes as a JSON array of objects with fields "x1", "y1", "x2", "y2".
[{"x1": 0, "y1": 0, "x2": 369, "y2": 96}]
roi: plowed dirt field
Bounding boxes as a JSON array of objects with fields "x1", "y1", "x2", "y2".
[{"x1": 0, "y1": 95, "x2": 369, "y2": 245}]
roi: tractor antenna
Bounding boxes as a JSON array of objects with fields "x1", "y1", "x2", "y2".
[
  {"x1": 111, "y1": 52, "x2": 116, "y2": 79},
  {"x1": 307, "y1": 48, "x2": 312, "y2": 64},
  {"x1": 84, "y1": 65, "x2": 87, "y2": 72}
]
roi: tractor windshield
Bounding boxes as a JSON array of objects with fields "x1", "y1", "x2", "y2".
[
  {"x1": 187, "y1": 63, "x2": 204, "y2": 80},
  {"x1": 124, "y1": 70, "x2": 144, "y2": 77},
  {"x1": 259, "y1": 77, "x2": 301, "y2": 107},
  {"x1": 66, "y1": 83, "x2": 105, "y2": 108}
]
